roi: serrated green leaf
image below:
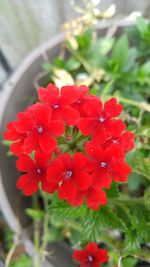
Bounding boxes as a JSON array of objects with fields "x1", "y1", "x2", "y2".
[
  {"x1": 105, "y1": 181, "x2": 119, "y2": 198},
  {"x1": 98, "y1": 206, "x2": 124, "y2": 229},
  {"x1": 124, "y1": 228, "x2": 141, "y2": 252},
  {"x1": 115, "y1": 205, "x2": 131, "y2": 226},
  {"x1": 82, "y1": 211, "x2": 100, "y2": 242},
  {"x1": 47, "y1": 201, "x2": 88, "y2": 219}
]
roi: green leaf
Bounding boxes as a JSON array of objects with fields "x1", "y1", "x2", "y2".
[
  {"x1": 82, "y1": 206, "x2": 124, "y2": 242},
  {"x1": 124, "y1": 228, "x2": 141, "y2": 252},
  {"x1": 65, "y1": 57, "x2": 81, "y2": 71},
  {"x1": 47, "y1": 201, "x2": 88, "y2": 219},
  {"x1": 42, "y1": 63, "x2": 53, "y2": 72},
  {"x1": 76, "y1": 28, "x2": 93, "y2": 52},
  {"x1": 98, "y1": 206, "x2": 124, "y2": 229},
  {"x1": 128, "y1": 173, "x2": 142, "y2": 192},
  {"x1": 25, "y1": 208, "x2": 44, "y2": 220},
  {"x1": 10, "y1": 254, "x2": 32, "y2": 267},
  {"x1": 136, "y1": 17, "x2": 149, "y2": 35},
  {"x1": 131, "y1": 156, "x2": 150, "y2": 180},
  {"x1": 82, "y1": 211, "x2": 100, "y2": 242},
  {"x1": 105, "y1": 181, "x2": 119, "y2": 198},
  {"x1": 112, "y1": 34, "x2": 128, "y2": 68}
]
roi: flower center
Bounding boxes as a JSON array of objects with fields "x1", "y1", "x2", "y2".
[
  {"x1": 76, "y1": 99, "x2": 82, "y2": 104},
  {"x1": 53, "y1": 103, "x2": 60, "y2": 109},
  {"x1": 88, "y1": 255, "x2": 93, "y2": 262},
  {"x1": 98, "y1": 116, "x2": 105, "y2": 123},
  {"x1": 64, "y1": 170, "x2": 73, "y2": 179},
  {"x1": 36, "y1": 168, "x2": 42, "y2": 174},
  {"x1": 37, "y1": 126, "x2": 43, "y2": 134},
  {"x1": 112, "y1": 139, "x2": 118, "y2": 144},
  {"x1": 100, "y1": 161, "x2": 107, "y2": 168}
]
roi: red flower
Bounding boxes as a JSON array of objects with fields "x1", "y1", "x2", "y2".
[
  {"x1": 16, "y1": 151, "x2": 57, "y2": 196},
  {"x1": 103, "y1": 130, "x2": 134, "y2": 152},
  {"x1": 4, "y1": 103, "x2": 65, "y2": 155},
  {"x1": 38, "y1": 83, "x2": 80, "y2": 125},
  {"x1": 85, "y1": 142, "x2": 131, "y2": 188},
  {"x1": 46, "y1": 152, "x2": 93, "y2": 204},
  {"x1": 71, "y1": 85, "x2": 99, "y2": 116},
  {"x1": 78, "y1": 98, "x2": 125, "y2": 143},
  {"x1": 67, "y1": 186, "x2": 107, "y2": 210},
  {"x1": 73, "y1": 242, "x2": 108, "y2": 267}
]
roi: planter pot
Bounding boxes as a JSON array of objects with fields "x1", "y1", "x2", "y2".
[{"x1": 0, "y1": 18, "x2": 137, "y2": 267}]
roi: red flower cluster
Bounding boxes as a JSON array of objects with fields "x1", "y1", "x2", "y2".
[
  {"x1": 73, "y1": 242, "x2": 108, "y2": 267},
  {"x1": 4, "y1": 83, "x2": 134, "y2": 210}
]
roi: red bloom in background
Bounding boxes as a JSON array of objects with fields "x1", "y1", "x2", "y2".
[
  {"x1": 16, "y1": 151, "x2": 57, "y2": 196},
  {"x1": 4, "y1": 103, "x2": 65, "y2": 155},
  {"x1": 73, "y1": 242, "x2": 108, "y2": 267},
  {"x1": 46, "y1": 152, "x2": 93, "y2": 204},
  {"x1": 78, "y1": 98, "x2": 125, "y2": 143},
  {"x1": 38, "y1": 83, "x2": 80, "y2": 125},
  {"x1": 85, "y1": 142, "x2": 131, "y2": 188},
  {"x1": 103, "y1": 130, "x2": 134, "y2": 152}
]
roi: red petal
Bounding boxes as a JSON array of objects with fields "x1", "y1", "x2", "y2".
[
  {"x1": 22, "y1": 132, "x2": 38, "y2": 154},
  {"x1": 60, "y1": 85, "x2": 79, "y2": 105},
  {"x1": 106, "y1": 120, "x2": 126, "y2": 138},
  {"x1": 16, "y1": 155, "x2": 35, "y2": 172},
  {"x1": 91, "y1": 125, "x2": 107, "y2": 144},
  {"x1": 35, "y1": 150, "x2": 52, "y2": 167},
  {"x1": 13, "y1": 112, "x2": 33, "y2": 133},
  {"x1": 16, "y1": 174, "x2": 30, "y2": 189},
  {"x1": 58, "y1": 180, "x2": 76, "y2": 200},
  {"x1": 10, "y1": 141, "x2": 24, "y2": 156},
  {"x1": 4, "y1": 122, "x2": 21, "y2": 140},
  {"x1": 72, "y1": 250, "x2": 87, "y2": 262},
  {"x1": 92, "y1": 169, "x2": 112, "y2": 189},
  {"x1": 46, "y1": 163, "x2": 62, "y2": 183},
  {"x1": 67, "y1": 191, "x2": 85, "y2": 206},
  {"x1": 105, "y1": 144, "x2": 124, "y2": 162},
  {"x1": 47, "y1": 120, "x2": 65, "y2": 137},
  {"x1": 60, "y1": 106, "x2": 80, "y2": 126},
  {"x1": 30, "y1": 103, "x2": 52, "y2": 125},
  {"x1": 85, "y1": 242, "x2": 98, "y2": 255},
  {"x1": 75, "y1": 171, "x2": 93, "y2": 190},
  {"x1": 83, "y1": 98, "x2": 102, "y2": 117},
  {"x1": 112, "y1": 161, "x2": 131, "y2": 182},
  {"x1": 104, "y1": 98, "x2": 122, "y2": 118},
  {"x1": 23, "y1": 182, "x2": 38, "y2": 196},
  {"x1": 41, "y1": 180, "x2": 58, "y2": 193},
  {"x1": 39, "y1": 133, "x2": 57, "y2": 153},
  {"x1": 86, "y1": 188, "x2": 107, "y2": 210},
  {"x1": 96, "y1": 249, "x2": 109, "y2": 263},
  {"x1": 58, "y1": 153, "x2": 72, "y2": 170},
  {"x1": 78, "y1": 118, "x2": 97, "y2": 135},
  {"x1": 78, "y1": 85, "x2": 89, "y2": 95},
  {"x1": 120, "y1": 131, "x2": 134, "y2": 151},
  {"x1": 73, "y1": 152, "x2": 88, "y2": 170},
  {"x1": 38, "y1": 84, "x2": 59, "y2": 102}
]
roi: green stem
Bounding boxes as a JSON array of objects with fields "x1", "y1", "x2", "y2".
[
  {"x1": 100, "y1": 80, "x2": 114, "y2": 98},
  {"x1": 115, "y1": 93, "x2": 150, "y2": 112},
  {"x1": 109, "y1": 196, "x2": 144, "y2": 206},
  {"x1": 41, "y1": 193, "x2": 49, "y2": 251},
  {"x1": 33, "y1": 194, "x2": 41, "y2": 267}
]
